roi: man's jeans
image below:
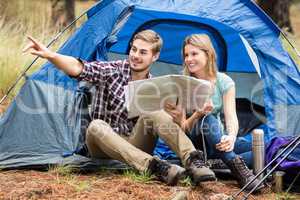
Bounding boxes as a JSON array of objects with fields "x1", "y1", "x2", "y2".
[{"x1": 189, "y1": 114, "x2": 253, "y2": 167}]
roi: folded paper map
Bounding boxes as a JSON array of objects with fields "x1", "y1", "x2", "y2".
[{"x1": 125, "y1": 75, "x2": 213, "y2": 118}]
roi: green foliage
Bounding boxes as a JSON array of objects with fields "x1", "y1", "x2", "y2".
[
  {"x1": 49, "y1": 165, "x2": 90, "y2": 192},
  {"x1": 292, "y1": 0, "x2": 300, "y2": 4},
  {"x1": 123, "y1": 169, "x2": 155, "y2": 184},
  {"x1": 0, "y1": 0, "x2": 90, "y2": 102},
  {"x1": 73, "y1": 180, "x2": 91, "y2": 192},
  {"x1": 275, "y1": 192, "x2": 297, "y2": 200},
  {"x1": 180, "y1": 176, "x2": 193, "y2": 187},
  {"x1": 280, "y1": 34, "x2": 300, "y2": 70}
]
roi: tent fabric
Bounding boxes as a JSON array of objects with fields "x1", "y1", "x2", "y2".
[
  {"x1": 0, "y1": 0, "x2": 299, "y2": 169},
  {"x1": 0, "y1": 79, "x2": 80, "y2": 168}
]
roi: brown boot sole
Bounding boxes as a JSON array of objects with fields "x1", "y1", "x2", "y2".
[{"x1": 193, "y1": 175, "x2": 216, "y2": 185}]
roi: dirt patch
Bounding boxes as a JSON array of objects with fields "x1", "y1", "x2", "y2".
[{"x1": 0, "y1": 170, "x2": 284, "y2": 200}]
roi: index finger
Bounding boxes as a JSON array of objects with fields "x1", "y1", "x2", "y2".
[
  {"x1": 22, "y1": 43, "x2": 34, "y2": 53},
  {"x1": 27, "y1": 35, "x2": 42, "y2": 46}
]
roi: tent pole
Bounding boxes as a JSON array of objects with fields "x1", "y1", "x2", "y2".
[
  {"x1": 231, "y1": 134, "x2": 300, "y2": 199},
  {"x1": 280, "y1": 31, "x2": 300, "y2": 58},
  {"x1": 241, "y1": 137, "x2": 300, "y2": 200},
  {"x1": 0, "y1": 3, "x2": 97, "y2": 106}
]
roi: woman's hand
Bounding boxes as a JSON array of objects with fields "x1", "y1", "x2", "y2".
[
  {"x1": 194, "y1": 99, "x2": 214, "y2": 118},
  {"x1": 164, "y1": 101, "x2": 184, "y2": 126},
  {"x1": 216, "y1": 135, "x2": 236, "y2": 152},
  {"x1": 23, "y1": 36, "x2": 54, "y2": 59}
]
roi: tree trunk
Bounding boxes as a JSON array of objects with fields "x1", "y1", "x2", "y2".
[
  {"x1": 257, "y1": 0, "x2": 293, "y2": 33},
  {"x1": 0, "y1": 0, "x2": 8, "y2": 21},
  {"x1": 51, "y1": 0, "x2": 75, "y2": 30}
]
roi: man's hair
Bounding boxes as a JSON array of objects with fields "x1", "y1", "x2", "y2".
[{"x1": 132, "y1": 29, "x2": 163, "y2": 54}]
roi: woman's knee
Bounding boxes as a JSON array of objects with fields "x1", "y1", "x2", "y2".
[{"x1": 196, "y1": 114, "x2": 221, "y2": 135}]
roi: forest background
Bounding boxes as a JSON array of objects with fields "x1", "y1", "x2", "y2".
[{"x1": 0, "y1": 0, "x2": 300, "y2": 110}]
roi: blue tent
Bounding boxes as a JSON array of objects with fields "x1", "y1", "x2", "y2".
[{"x1": 0, "y1": 0, "x2": 299, "y2": 169}]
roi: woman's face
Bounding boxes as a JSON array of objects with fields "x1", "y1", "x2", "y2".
[{"x1": 184, "y1": 44, "x2": 208, "y2": 75}]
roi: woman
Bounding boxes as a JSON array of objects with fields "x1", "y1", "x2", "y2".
[{"x1": 164, "y1": 34, "x2": 263, "y2": 191}]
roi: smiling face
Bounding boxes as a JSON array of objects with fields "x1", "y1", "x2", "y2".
[
  {"x1": 182, "y1": 34, "x2": 217, "y2": 80},
  {"x1": 184, "y1": 44, "x2": 208, "y2": 75},
  {"x1": 128, "y1": 39, "x2": 159, "y2": 73}
]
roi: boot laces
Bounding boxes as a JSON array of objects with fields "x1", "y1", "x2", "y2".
[
  {"x1": 236, "y1": 158, "x2": 252, "y2": 177},
  {"x1": 191, "y1": 152, "x2": 206, "y2": 168},
  {"x1": 155, "y1": 159, "x2": 171, "y2": 177}
]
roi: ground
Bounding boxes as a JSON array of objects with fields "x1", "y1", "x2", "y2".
[
  {"x1": 1, "y1": 2, "x2": 300, "y2": 200},
  {"x1": 0, "y1": 169, "x2": 281, "y2": 200}
]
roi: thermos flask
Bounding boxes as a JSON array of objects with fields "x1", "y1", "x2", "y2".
[{"x1": 252, "y1": 129, "x2": 265, "y2": 180}]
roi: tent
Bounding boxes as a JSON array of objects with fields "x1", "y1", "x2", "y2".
[{"x1": 0, "y1": 0, "x2": 299, "y2": 169}]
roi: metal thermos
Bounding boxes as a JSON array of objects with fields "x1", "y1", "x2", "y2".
[{"x1": 252, "y1": 129, "x2": 265, "y2": 180}]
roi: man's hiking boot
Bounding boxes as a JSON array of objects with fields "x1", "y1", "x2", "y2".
[
  {"x1": 148, "y1": 156, "x2": 186, "y2": 186},
  {"x1": 227, "y1": 156, "x2": 264, "y2": 192},
  {"x1": 185, "y1": 150, "x2": 216, "y2": 184}
]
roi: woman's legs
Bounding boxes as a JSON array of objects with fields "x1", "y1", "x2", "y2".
[
  {"x1": 233, "y1": 137, "x2": 253, "y2": 167},
  {"x1": 189, "y1": 114, "x2": 253, "y2": 167},
  {"x1": 189, "y1": 114, "x2": 263, "y2": 191}
]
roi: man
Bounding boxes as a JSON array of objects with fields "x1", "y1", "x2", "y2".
[{"x1": 23, "y1": 30, "x2": 216, "y2": 185}]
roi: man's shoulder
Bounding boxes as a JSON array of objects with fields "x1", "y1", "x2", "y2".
[
  {"x1": 102, "y1": 59, "x2": 128, "y2": 67},
  {"x1": 84, "y1": 59, "x2": 128, "y2": 67},
  {"x1": 111, "y1": 59, "x2": 130, "y2": 69},
  {"x1": 99, "y1": 59, "x2": 130, "y2": 73}
]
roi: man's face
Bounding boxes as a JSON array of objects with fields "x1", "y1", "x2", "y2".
[{"x1": 128, "y1": 39, "x2": 159, "y2": 73}]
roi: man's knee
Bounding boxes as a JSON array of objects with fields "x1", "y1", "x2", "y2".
[
  {"x1": 146, "y1": 110, "x2": 181, "y2": 135},
  {"x1": 147, "y1": 110, "x2": 173, "y2": 124},
  {"x1": 86, "y1": 119, "x2": 110, "y2": 140}
]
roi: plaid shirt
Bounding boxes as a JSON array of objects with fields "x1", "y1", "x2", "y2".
[{"x1": 77, "y1": 59, "x2": 150, "y2": 136}]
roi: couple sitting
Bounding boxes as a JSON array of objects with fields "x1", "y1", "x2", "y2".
[{"x1": 23, "y1": 29, "x2": 262, "y2": 191}]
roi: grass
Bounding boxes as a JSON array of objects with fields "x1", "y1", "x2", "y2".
[
  {"x1": 49, "y1": 165, "x2": 91, "y2": 192},
  {"x1": 0, "y1": 0, "x2": 93, "y2": 104},
  {"x1": 123, "y1": 169, "x2": 193, "y2": 186},
  {"x1": 48, "y1": 165, "x2": 79, "y2": 176},
  {"x1": 123, "y1": 169, "x2": 155, "y2": 184},
  {"x1": 180, "y1": 176, "x2": 193, "y2": 187},
  {"x1": 281, "y1": 34, "x2": 300, "y2": 70},
  {"x1": 275, "y1": 192, "x2": 298, "y2": 200},
  {"x1": 0, "y1": 0, "x2": 51, "y2": 97}
]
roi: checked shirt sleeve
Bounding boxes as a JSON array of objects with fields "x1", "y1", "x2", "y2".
[{"x1": 76, "y1": 59, "x2": 123, "y2": 84}]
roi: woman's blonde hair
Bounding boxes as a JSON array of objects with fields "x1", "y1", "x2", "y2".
[{"x1": 182, "y1": 34, "x2": 217, "y2": 79}]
